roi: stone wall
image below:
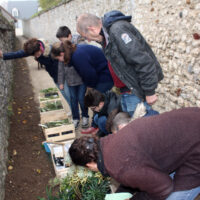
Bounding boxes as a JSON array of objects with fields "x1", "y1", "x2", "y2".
[
  {"x1": 23, "y1": 0, "x2": 200, "y2": 112},
  {"x1": 0, "y1": 14, "x2": 15, "y2": 200}
]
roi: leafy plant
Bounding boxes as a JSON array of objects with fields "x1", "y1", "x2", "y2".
[
  {"x1": 81, "y1": 176, "x2": 111, "y2": 200},
  {"x1": 43, "y1": 119, "x2": 71, "y2": 128},
  {"x1": 40, "y1": 88, "x2": 58, "y2": 94},
  {"x1": 40, "y1": 88, "x2": 59, "y2": 101},
  {"x1": 40, "y1": 101, "x2": 63, "y2": 112},
  {"x1": 38, "y1": 167, "x2": 110, "y2": 200}
]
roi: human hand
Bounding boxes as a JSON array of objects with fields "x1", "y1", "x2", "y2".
[
  {"x1": 0, "y1": 50, "x2": 3, "y2": 58},
  {"x1": 59, "y1": 84, "x2": 64, "y2": 90},
  {"x1": 146, "y1": 94, "x2": 157, "y2": 105}
]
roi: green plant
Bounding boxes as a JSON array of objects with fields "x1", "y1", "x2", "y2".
[
  {"x1": 40, "y1": 101, "x2": 63, "y2": 112},
  {"x1": 43, "y1": 119, "x2": 70, "y2": 128},
  {"x1": 40, "y1": 88, "x2": 58, "y2": 94},
  {"x1": 39, "y1": 167, "x2": 110, "y2": 200},
  {"x1": 81, "y1": 176, "x2": 110, "y2": 200}
]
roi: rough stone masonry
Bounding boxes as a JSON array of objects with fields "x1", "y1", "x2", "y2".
[
  {"x1": 23, "y1": 0, "x2": 200, "y2": 113},
  {"x1": 0, "y1": 14, "x2": 15, "y2": 200}
]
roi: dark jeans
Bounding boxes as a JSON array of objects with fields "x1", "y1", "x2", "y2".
[
  {"x1": 94, "y1": 81, "x2": 114, "y2": 93},
  {"x1": 69, "y1": 84, "x2": 89, "y2": 120}
]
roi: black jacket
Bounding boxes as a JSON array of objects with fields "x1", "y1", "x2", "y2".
[
  {"x1": 98, "y1": 91, "x2": 122, "y2": 118},
  {"x1": 3, "y1": 40, "x2": 59, "y2": 84},
  {"x1": 102, "y1": 10, "x2": 164, "y2": 99}
]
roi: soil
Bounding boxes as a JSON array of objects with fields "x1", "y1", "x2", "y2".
[{"x1": 5, "y1": 39, "x2": 55, "y2": 200}]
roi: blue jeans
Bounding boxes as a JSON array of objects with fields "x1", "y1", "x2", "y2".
[
  {"x1": 166, "y1": 172, "x2": 200, "y2": 200},
  {"x1": 121, "y1": 93, "x2": 157, "y2": 117},
  {"x1": 69, "y1": 84, "x2": 89, "y2": 120},
  {"x1": 94, "y1": 114, "x2": 109, "y2": 136},
  {"x1": 94, "y1": 105, "x2": 158, "y2": 135},
  {"x1": 56, "y1": 81, "x2": 72, "y2": 110}
]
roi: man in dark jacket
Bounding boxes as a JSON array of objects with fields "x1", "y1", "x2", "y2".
[
  {"x1": 77, "y1": 10, "x2": 163, "y2": 116},
  {"x1": 84, "y1": 88, "x2": 122, "y2": 136},
  {"x1": 69, "y1": 107, "x2": 200, "y2": 200}
]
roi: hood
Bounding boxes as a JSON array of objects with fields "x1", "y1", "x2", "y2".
[{"x1": 102, "y1": 10, "x2": 132, "y2": 29}]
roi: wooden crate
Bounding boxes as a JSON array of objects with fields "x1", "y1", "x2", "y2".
[
  {"x1": 41, "y1": 108, "x2": 75, "y2": 142},
  {"x1": 44, "y1": 123, "x2": 75, "y2": 142},
  {"x1": 40, "y1": 109, "x2": 68, "y2": 124},
  {"x1": 39, "y1": 88, "x2": 60, "y2": 102},
  {"x1": 49, "y1": 140, "x2": 74, "y2": 179}
]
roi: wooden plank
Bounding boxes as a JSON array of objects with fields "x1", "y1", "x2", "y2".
[
  {"x1": 40, "y1": 109, "x2": 68, "y2": 124},
  {"x1": 44, "y1": 123, "x2": 76, "y2": 142}
]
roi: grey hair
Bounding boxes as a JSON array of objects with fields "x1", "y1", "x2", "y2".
[
  {"x1": 111, "y1": 112, "x2": 131, "y2": 133},
  {"x1": 77, "y1": 13, "x2": 101, "y2": 34}
]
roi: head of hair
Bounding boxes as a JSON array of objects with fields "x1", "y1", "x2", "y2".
[
  {"x1": 56, "y1": 26, "x2": 71, "y2": 38},
  {"x1": 84, "y1": 88, "x2": 105, "y2": 108},
  {"x1": 51, "y1": 40, "x2": 76, "y2": 64},
  {"x1": 77, "y1": 13, "x2": 101, "y2": 34},
  {"x1": 23, "y1": 38, "x2": 40, "y2": 55},
  {"x1": 110, "y1": 112, "x2": 131, "y2": 133},
  {"x1": 69, "y1": 136, "x2": 99, "y2": 166}
]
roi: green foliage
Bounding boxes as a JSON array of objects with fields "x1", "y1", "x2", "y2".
[
  {"x1": 39, "y1": 0, "x2": 62, "y2": 10},
  {"x1": 81, "y1": 176, "x2": 111, "y2": 200},
  {"x1": 40, "y1": 100, "x2": 63, "y2": 112},
  {"x1": 44, "y1": 119, "x2": 71, "y2": 128},
  {"x1": 38, "y1": 170, "x2": 110, "y2": 200},
  {"x1": 40, "y1": 88, "x2": 58, "y2": 94}
]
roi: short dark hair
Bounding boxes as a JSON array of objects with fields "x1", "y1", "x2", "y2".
[
  {"x1": 69, "y1": 136, "x2": 99, "y2": 166},
  {"x1": 56, "y1": 26, "x2": 71, "y2": 38},
  {"x1": 84, "y1": 88, "x2": 105, "y2": 108},
  {"x1": 23, "y1": 38, "x2": 40, "y2": 55}
]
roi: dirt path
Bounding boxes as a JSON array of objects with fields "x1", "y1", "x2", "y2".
[{"x1": 5, "y1": 37, "x2": 55, "y2": 200}]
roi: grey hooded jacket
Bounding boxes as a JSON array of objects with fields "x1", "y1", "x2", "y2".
[{"x1": 102, "y1": 10, "x2": 164, "y2": 99}]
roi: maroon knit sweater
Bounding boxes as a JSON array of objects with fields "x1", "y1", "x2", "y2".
[{"x1": 100, "y1": 107, "x2": 200, "y2": 200}]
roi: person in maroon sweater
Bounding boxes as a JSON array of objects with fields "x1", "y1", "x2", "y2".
[{"x1": 69, "y1": 107, "x2": 200, "y2": 200}]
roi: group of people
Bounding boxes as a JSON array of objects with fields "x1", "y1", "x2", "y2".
[{"x1": 0, "y1": 10, "x2": 199, "y2": 200}]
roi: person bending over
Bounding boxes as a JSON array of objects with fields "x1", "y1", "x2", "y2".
[
  {"x1": 69, "y1": 107, "x2": 200, "y2": 200},
  {"x1": 0, "y1": 38, "x2": 71, "y2": 107}
]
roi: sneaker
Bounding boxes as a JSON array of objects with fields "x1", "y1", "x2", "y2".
[
  {"x1": 82, "y1": 117, "x2": 89, "y2": 128},
  {"x1": 73, "y1": 119, "x2": 79, "y2": 129},
  {"x1": 81, "y1": 127, "x2": 99, "y2": 134}
]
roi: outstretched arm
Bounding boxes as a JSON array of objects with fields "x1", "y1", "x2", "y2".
[{"x1": 2, "y1": 49, "x2": 29, "y2": 60}]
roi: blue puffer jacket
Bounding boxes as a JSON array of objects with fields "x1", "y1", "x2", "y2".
[
  {"x1": 3, "y1": 41, "x2": 59, "y2": 84},
  {"x1": 69, "y1": 44, "x2": 113, "y2": 88}
]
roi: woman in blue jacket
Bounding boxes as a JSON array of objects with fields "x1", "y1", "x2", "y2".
[
  {"x1": 51, "y1": 41, "x2": 113, "y2": 93},
  {"x1": 0, "y1": 38, "x2": 71, "y2": 107}
]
